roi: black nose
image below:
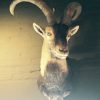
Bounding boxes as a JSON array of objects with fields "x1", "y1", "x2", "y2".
[{"x1": 59, "y1": 48, "x2": 68, "y2": 53}]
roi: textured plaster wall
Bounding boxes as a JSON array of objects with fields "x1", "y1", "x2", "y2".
[
  {"x1": 0, "y1": 12, "x2": 47, "y2": 100},
  {"x1": 0, "y1": 15, "x2": 44, "y2": 80}
]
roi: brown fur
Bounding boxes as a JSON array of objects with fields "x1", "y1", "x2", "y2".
[{"x1": 37, "y1": 62, "x2": 72, "y2": 98}]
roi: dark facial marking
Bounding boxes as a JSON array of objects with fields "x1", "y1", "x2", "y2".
[{"x1": 53, "y1": 23, "x2": 69, "y2": 46}]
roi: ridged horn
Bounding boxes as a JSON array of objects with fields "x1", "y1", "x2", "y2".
[
  {"x1": 9, "y1": 0, "x2": 56, "y2": 25},
  {"x1": 61, "y1": 2, "x2": 82, "y2": 25}
]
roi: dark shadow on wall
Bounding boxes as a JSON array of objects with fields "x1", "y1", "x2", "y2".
[{"x1": 66, "y1": 55, "x2": 100, "y2": 100}]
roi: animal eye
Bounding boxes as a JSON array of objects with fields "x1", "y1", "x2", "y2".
[
  {"x1": 47, "y1": 32, "x2": 52, "y2": 36},
  {"x1": 67, "y1": 34, "x2": 71, "y2": 37}
]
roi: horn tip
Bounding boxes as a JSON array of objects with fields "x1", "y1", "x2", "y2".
[{"x1": 9, "y1": 7, "x2": 15, "y2": 16}]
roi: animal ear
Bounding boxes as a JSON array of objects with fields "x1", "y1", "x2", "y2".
[
  {"x1": 67, "y1": 25, "x2": 79, "y2": 41},
  {"x1": 69, "y1": 25, "x2": 79, "y2": 36},
  {"x1": 33, "y1": 23, "x2": 45, "y2": 38}
]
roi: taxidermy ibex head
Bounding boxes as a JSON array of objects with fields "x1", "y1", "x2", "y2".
[{"x1": 9, "y1": 0, "x2": 82, "y2": 100}]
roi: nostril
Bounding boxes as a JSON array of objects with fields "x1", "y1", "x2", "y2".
[
  {"x1": 59, "y1": 48, "x2": 63, "y2": 52},
  {"x1": 59, "y1": 48, "x2": 68, "y2": 52},
  {"x1": 64, "y1": 49, "x2": 67, "y2": 52}
]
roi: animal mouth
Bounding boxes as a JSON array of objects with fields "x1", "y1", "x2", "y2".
[{"x1": 50, "y1": 50, "x2": 68, "y2": 59}]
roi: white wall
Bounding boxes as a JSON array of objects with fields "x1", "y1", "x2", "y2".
[
  {"x1": 0, "y1": 8, "x2": 48, "y2": 100},
  {"x1": 0, "y1": 15, "x2": 44, "y2": 80}
]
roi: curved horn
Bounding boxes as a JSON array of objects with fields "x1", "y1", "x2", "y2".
[
  {"x1": 61, "y1": 2, "x2": 82, "y2": 25},
  {"x1": 9, "y1": 0, "x2": 56, "y2": 25}
]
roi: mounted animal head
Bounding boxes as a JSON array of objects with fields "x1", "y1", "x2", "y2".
[
  {"x1": 9, "y1": 0, "x2": 82, "y2": 100},
  {"x1": 9, "y1": 0, "x2": 82, "y2": 60}
]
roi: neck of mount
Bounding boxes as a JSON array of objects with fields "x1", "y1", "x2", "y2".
[{"x1": 40, "y1": 41, "x2": 68, "y2": 76}]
